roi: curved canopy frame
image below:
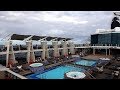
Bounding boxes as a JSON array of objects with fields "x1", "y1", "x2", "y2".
[{"x1": 10, "y1": 34, "x2": 72, "y2": 41}]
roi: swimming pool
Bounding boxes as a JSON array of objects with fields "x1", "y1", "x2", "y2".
[
  {"x1": 74, "y1": 59, "x2": 97, "y2": 66},
  {"x1": 26, "y1": 65, "x2": 84, "y2": 79}
]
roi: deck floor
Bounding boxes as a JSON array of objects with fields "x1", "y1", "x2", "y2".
[{"x1": 81, "y1": 54, "x2": 112, "y2": 60}]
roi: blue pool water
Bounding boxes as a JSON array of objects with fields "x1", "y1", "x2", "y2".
[
  {"x1": 74, "y1": 59, "x2": 97, "y2": 66},
  {"x1": 27, "y1": 65, "x2": 84, "y2": 79}
]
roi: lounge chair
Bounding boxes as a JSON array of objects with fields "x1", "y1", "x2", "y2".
[
  {"x1": 10, "y1": 66, "x2": 21, "y2": 73},
  {"x1": 22, "y1": 63, "x2": 30, "y2": 70},
  {"x1": 104, "y1": 74, "x2": 114, "y2": 79},
  {"x1": 96, "y1": 66, "x2": 104, "y2": 73},
  {"x1": 113, "y1": 71, "x2": 119, "y2": 77},
  {"x1": 117, "y1": 57, "x2": 120, "y2": 61},
  {"x1": 42, "y1": 60, "x2": 49, "y2": 65}
]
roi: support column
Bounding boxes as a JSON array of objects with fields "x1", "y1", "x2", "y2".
[
  {"x1": 45, "y1": 42, "x2": 49, "y2": 59},
  {"x1": 18, "y1": 45, "x2": 21, "y2": 50},
  {"x1": 26, "y1": 40, "x2": 35, "y2": 64},
  {"x1": 52, "y1": 41, "x2": 60, "y2": 57},
  {"x1": 93, "y1": 48, "x2": 95, "y2": 55},
  {"x1": 61, "y1": 41, "x2": 68, "y2": 56},
  {"x1": 109, "y1": 49, "x2": 110, "y2": 55},
  {"x1": 41, "y1": 41, "x2": 46, "y2": 60},
  {"x1": 6, "y1": 40, "x2": 17, "y2": 67},
  {"x1": 106, "y1": 49, "x2": 107, "y2": 56},
  {"x1": 69, "y1": 41, "x2": 75, "y2": 55},
  {"x1": 83, "y1": 49, "x2": 85, "y2": 54},
  {"x1": 41, "y1": 41, "x2": 49, "y2": 60},
  {"x1": 81, "y1": 48, "x2": 83, "y2": 53}
]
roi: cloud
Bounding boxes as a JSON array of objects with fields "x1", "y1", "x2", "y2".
[
  {"x1": 42, "y1": 15, "x2": 88, "y2": 25},
  {"x1": 0, "y1": 11, "x2": 114, "y2": 44}
]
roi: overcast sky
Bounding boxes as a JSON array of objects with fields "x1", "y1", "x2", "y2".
[{"x1": 0, "y1": 11, "x2": 114, "y2": 44}]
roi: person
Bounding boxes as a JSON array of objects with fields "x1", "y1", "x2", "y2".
[{"x1": 111, "y1": 17, "x2": 120, "y2": 29}]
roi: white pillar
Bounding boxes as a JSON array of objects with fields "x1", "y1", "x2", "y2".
[
  {"x1": 52, "y1": 41, "x2": 60, "y2": 57},
  {"x1": 61, "y1": 41, "x2": 68, "y2": 56},
  {"x1": 6, "y1": 40, "x2": 16, "y2": 67},
  {"x1": 69, "y1": 41, "x2": 75, "y2": 55},
  {"x1": 26, "y1": 40, "x2": 35, "y2": 64}
]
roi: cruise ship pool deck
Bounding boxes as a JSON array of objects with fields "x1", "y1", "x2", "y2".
[
  {"x1": 26, "y1": 65, "x2": 84, "y2": 79},
  {"x1": 26, "y1": 58, "x2": 98, "y2": 79}
]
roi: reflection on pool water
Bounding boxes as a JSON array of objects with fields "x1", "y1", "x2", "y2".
[
  {"x1": 74, "y1": 59, "x2": 97, "y2": 66},
  {"x1": 26, "y1": 65, "x2": 84, "y2": 79}
]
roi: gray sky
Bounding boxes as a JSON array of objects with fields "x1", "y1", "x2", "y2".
[{"x1": 0, "y1": 11, "x2": 114, "y2": 44}]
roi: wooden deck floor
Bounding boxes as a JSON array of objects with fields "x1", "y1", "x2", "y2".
[{"x1": 81, "y1": 54, "x2": 112, "y2": 60}]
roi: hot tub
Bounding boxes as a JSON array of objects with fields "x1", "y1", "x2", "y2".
[
  {"x1": 64, "y1": 71, "x2": 86, "y2": 79},
  {"x1": 99, "y1": 58, "x2": 110, "y2": 61},
  {"x1": 29, "y1": 63, "x2": 43, "y2": 67},
  {"x1": 29, "y1": 63, "x2": 44, "y2": 73}
]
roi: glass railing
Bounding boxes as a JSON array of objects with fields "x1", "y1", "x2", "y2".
[{"x1": 0, "y1": 43, "x2": 120, "y2": 53}]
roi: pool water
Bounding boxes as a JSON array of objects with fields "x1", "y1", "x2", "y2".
[
  {"x1": 27, "y1": 65, "x2": 84, "y2": 79},
  {"x1": 74, "y1": 59, "x2": 96, "y2": 66}
]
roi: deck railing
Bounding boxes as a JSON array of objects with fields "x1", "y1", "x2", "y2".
[
  {"x1": 5, "y1": 69, "x2": 27, "y2": 79},
  {"x1": 0, "y1": 44, "x2": 120, "y2": 55}
]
